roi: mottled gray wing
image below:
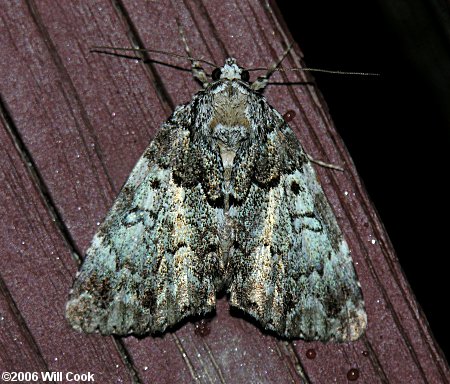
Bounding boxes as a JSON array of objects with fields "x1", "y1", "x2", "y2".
[
  {"x1": 227, "y1": 106, "x2": 366, "y2": 341},
  {"x1": 66, "y1": 104, "x2": 222, "y2": 335}
]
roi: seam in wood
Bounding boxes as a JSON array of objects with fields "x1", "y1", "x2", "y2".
[
  {"x1": 112, "y1": 0, "x2": 176, "y2": 112},
  {"x1": 203, "y1": 341, "x2": 226, "y2": 384},
  {"x1": 0, "y1": 94, "x2": 82, "y2": 263},
  {"x1": 113, "y1": 337, "x2": 144, "y2": 384},
  {"x1": 25, "y1": 0, "x2": 117, "y2": 201},
  {"x1": 172, "y1": 334, "x2": 201, "y2": 383},
  {"x1": 190, "y1": 341, "x2": 216, "y2": 384},
  {"x1": 361, "y1": 336, "x2": 390, "y2": 383},
  {"x1": 278, "y1": 341, "x2": 310, "y2": 384},
  {"x1": 0, "y1": 275, "x2": 50, "y2": 371},
  {"x1": 185, "y1": 0, "x2": 230, "y2": 60}
]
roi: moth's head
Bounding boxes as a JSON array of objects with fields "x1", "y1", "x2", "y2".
[{"x1": 211, "y1": 58, "x2": 250, "y2": 83}]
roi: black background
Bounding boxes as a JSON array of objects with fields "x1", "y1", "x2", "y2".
[{"x1": 278, "y1": 0, "x2": 450, "y2": 361}]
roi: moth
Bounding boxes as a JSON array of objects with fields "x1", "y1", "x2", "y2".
[{"x1": 66, "y1": 47, "x2": 367, "y2": 341}]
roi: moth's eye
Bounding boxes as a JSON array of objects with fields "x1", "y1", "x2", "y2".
[
  {"x1": 212, "y1": 68, "x2": 222, "y2": 80},
  {"x1": 241, "y1": 70, "x2": 250, "y2": 82}
]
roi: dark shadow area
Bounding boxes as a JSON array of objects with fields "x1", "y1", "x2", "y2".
[{"x1": 278, "y1": 0, "x2": 450, "y2": 361}]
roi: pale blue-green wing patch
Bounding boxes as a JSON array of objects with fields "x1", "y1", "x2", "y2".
[
  {"x1": 228, "y1": 111, "x2": 366, "y2": 341},
  {"x1": 66, "y1": 106, "x2": 222, "y2": 335}
]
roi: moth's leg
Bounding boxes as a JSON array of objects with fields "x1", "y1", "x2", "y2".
[
  {"x1": 278, "y1": 118, "x2": 344, "y2": 171},
  {"x1": 306, "y1": 154, "x2": 344, "y2": 171},
  {"x1": 251, "y1": 42, "x2": 294, "y2": 91},
  {"x1": 176, "y1": 21, "x2": 209, "y2": 86}
]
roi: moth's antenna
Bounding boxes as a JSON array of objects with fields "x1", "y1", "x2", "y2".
[
  {"x1": 176, "y1": 20, "x2": 210, "y2": 87},
  {"x1": 251, "y1": 42, "x2": 294, "y2": 91},
  {"x1": 282, "y1": 67, "x2": 379, "y2": 76},
  {"x1": 248, "y1": 66, "x2": 379, "y2": 77},
  {"x1": 89, "y1": 46, "x2": 216, "y2": 69}
]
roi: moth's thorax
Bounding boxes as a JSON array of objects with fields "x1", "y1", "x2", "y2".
[
  {"x1": 209, "y1": 82, "x2": 251, "y2": 176},
  {"x1": 209, "y1": 81, "x2": 250, "y2": 124}
]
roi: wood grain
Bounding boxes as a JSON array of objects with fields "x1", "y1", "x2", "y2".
[{"x1": 0, "y1": 1, "x2": 448, "y2": 382}]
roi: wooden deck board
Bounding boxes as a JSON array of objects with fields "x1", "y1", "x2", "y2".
[
  {"x1": 0, "y1": 1, "x2": 448, "y2": 383},
  {"x1": 0, "y1": 99, "x2": 132, "y2": 381},
  {"x1": 0, "y1": 266, "x2": 48, "y2": 373}
]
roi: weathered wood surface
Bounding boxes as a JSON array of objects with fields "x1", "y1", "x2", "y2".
[{"x1": 0, "y1": 1, "x2": 448, "y2": 383}]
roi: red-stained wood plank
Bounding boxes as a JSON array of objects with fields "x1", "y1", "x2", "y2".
[
  {"x1": 0, "y1": 0, "x2": 448, "y2": 383},
  {"x1": 0, "y1": 276, "x2": 48, "y2": 373},
  {"x1": 0, "y1": 109, "x2": 132, "y2": 380}
]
